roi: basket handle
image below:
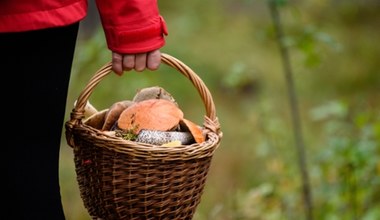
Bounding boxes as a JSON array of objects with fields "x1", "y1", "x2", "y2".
[{"x1": 67, "y1": 53, "x2": 220, "y2": 134}]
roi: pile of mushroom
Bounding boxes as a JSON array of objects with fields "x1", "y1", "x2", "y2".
[{"x1": 82, "y1": 86, "x2": 205, "y2": 146}]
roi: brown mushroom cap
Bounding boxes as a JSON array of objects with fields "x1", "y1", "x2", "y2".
[
  {"x1": 132, "y1": 86, "x2": 177, "y2": 105},
  {"x1": 102, "y1": 100, "x2": 134, "y2": 131},
  {"x1": 117, "y1": 99, "x2": 184, "y2": 134},
  {"x1": 180, "y1": 118, "x2": 205, "y2": 143}
]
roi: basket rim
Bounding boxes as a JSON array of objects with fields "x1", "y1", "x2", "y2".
[{"x1": 70, "y1": 122, "x2": 221, "y2": 160}]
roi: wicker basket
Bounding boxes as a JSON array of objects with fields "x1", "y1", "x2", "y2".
[{"x1": 65, "y1": 53, "x2": 222, "y2": 220}]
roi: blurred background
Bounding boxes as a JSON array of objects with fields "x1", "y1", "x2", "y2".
[{"x1": 59, "y1": 0, "x2": 380, "y2": 219}]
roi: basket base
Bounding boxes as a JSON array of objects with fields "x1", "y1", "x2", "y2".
[{"x1": 73, "y1": 139, "x2": 214, "y2": 220}]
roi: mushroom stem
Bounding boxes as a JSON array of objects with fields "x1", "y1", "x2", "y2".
[{"x1": 84, "y1": 101, "x2": 98, "y2": 118}]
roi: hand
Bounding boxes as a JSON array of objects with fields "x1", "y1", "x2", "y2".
[{"x1": 111, "y1": 49, "x2": 161, "y2": 75}]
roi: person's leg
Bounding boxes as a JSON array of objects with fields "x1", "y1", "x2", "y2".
[{"x1": 1, "y1": 23, "x2": 79, "y2": 220}]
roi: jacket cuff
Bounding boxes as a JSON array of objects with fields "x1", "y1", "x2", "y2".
[{"x1": 104, "y1": 16, "x2": 168, "y2": 54}]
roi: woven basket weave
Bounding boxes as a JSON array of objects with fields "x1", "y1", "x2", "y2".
[{"x1": 65, "y1": 53, "x2": 222, "y2": 220}]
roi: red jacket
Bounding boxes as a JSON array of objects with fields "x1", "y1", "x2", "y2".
[{"x1": 0, "y1": 0, "x2": 168, "y2": 53}]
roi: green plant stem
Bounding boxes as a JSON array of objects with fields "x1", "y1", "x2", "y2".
[{"x1": 268, "y1": 1, "x2": 314, "y2": 220}]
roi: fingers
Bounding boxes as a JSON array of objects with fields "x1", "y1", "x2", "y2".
[
  {"x1": 134, "y1": 53, "x2": 148, "y2": 72},
  {"x1": 112, "y1": 53, "x2": 123, "y2": 75},
  {"x1": 146, "y1": 50, "x2": 161, "y2": 71},
  {"x1": 122, "y1": 54, "x2": 135, "y2": 71},
  {"x1": 112, "y1": 50, "x2": 162, "y2": 75}
]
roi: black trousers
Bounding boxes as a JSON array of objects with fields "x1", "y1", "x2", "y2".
[{"x1": 1, "y1": 23, "x2": 79, "y2": 220}]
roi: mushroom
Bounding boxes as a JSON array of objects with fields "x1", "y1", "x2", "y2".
[
  {"x1": 132, "y1": 86, "x2": 177, "y2": 105},
  {"x1": 83, "y1": 109, "x2": 108, "y2": 129},
  {"x1": 179, "y1": 118, "x2": 205, "y2": 143},
  {"x1": 117, "y1": 99, "x2": 184, "y2": 134},
  {"x1": 135, "y1": 129, "x2": 194, "y2": 145},
  {"x1": 74, "y1": 100, "x2": 98, "y2": 118},
  {"x1": 161, "y1": 140, "x2": 182, "y2": 147},
  {"x1": 102, "y1": 100, "x2": 134, "y2": 131}
]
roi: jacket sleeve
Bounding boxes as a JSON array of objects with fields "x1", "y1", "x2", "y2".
[{"x1": 95, "y1": 0, "x2": 168, "y2": 54}]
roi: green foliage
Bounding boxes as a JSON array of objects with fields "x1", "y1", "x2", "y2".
[
  {"x1": 311, "y1": 100, "x2": 380, "y2": 220},
  {"x1": 115, "y1": 127, "x2": 139, "y2": 141}
]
